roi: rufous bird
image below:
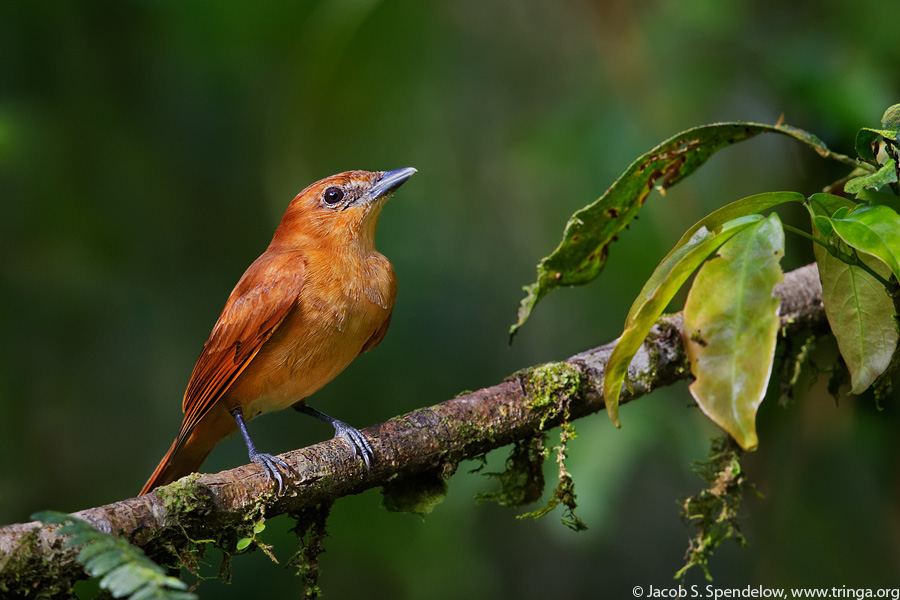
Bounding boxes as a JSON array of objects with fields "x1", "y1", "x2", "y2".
[{"x1": 140, "y1": 168, "x2": 416, "y2": 495}]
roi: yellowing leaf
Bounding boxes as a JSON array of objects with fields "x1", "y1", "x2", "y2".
[
  {"x1": 682, "y1": 213, "x2": 785, "y2": 450},
  {"x1": 602, "y1": 215, "x2": 762, "y2": 426}
]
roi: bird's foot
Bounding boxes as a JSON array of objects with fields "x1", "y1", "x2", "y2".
[
  {"x1": 331, "y1": 419, "x2": 374, "y2": 471},
  {"x1": 294, "y1": 404, "x2": 375, "y2": 470},
  {"x1": 248, "y1": 450, "x2": 293, "y2": 494}
]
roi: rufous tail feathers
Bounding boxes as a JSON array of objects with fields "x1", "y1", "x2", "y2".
[{"x1": 139, "y1": 434, "x2": 213, "y2": 495}]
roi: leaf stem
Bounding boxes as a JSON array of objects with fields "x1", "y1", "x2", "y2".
[
  {"x1": 782, "y1": 224, "x2": 893, "y2": 288},
  {"x1": 782, "y1": 223, "x2": 828, "y2": 250}
]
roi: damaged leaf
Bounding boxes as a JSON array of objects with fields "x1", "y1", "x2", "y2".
[
  {"x1": 510, "y1": 121, "x2": 859, "y2": 339},
  {"x1": 845, "y1": 158, "x2": 897, "y2": 195}
]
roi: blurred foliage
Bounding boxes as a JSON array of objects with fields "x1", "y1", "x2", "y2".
[
  {"x1": 31, "y1": 511, "x2": 197, "y2": 600},
  {"x1": 1, "y1": 0, "x2": 899, "y2": 597}
]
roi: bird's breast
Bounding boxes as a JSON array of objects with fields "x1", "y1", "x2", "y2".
[{"x1": 228, "y1": 250, "x2": 396, "y2": 417}]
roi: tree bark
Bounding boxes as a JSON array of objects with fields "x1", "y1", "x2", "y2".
[{"x1": 0, "y1": 263, "x2": 826, "y2": 594}]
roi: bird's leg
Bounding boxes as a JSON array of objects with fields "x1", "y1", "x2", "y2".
[
  {"x1": 230, "y1": 407, "x2": 292, "y2": 493},
  {"x1": 293, "y1": 403, "x2": 374, "y2": 470}
]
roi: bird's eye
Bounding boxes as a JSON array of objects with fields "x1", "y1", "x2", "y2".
[{"x1": 323, "y1": 187, "x2": 344, "y2": 205}]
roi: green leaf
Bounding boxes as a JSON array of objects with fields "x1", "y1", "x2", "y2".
[
  {"x1": 855, "y1": 189, "x2": 900, "y2": 212},
  {"x1": 83, "y1": 549, "x2": 129, "y2": 577},
  {"x1": 61, "y1": 530, "x2": 99, "y2": 548},
  {"x1": 806, "y1": 193, "x2": 857, "y2": 234},
  {"x1": 811, "y1": 204, "x2": 899, "y2": 394},
  {"x1": 236, "y1": 537, "x2": 252, "y2": 551},
  {"x1": 602, "y1": 215, "x2": 762, "y2": 426},
  {"x1": 510, "y1": 122, "x2": 857, "y2": 339},
  {"x1": 100, "y1": 564, "x2": 153, "y2": 596},
  {"x1": 136, "y1": 591, "x2": 195, "y2": 600},
  {"x1": 859, "y1": 128, "x2": 898, "y2": 145},
  {"x1": 854, "y1": 105, "x2": 900, "y2": 166},
  {"x1": 77, "y1": 540, "x2": 121, "y2": 563},
  {"x1": 811, "y1": 215, "x2": 834, "y2": 238},
  {"x1": 31, "y1": 510, "x2": 71, "y2": 525},
  {"x1": 31, "y1": 510, "x2": 196, "y2": 600},
  {"x1": 855, "y1": 128, "x2": 883, "y2": 164},
  {"x1": 832, "y1": 206, "x2": 851, "y2": 220},
  {"x1": 883, "y1": 103, "x2": 900, "y2": 132},
  {"x1": 830, "y1": 204, "x2": 900, "y2": 281},
  {"x1": 808, "y1": 192, "x2": 856, "y2": 214},
  {"x1": 845, "y1": 158, "x2": 898, "y2": 195},
  {"x1": 682, "y1": 213, "x2": 785, "y2": 450},
  {"x1": 672, "y1": 192, "x2": 803, "y2": 250},
  {"x1": 131, "y1": 588, "x2": 196, "y2": 600}
]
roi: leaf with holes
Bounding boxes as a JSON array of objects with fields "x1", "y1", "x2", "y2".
[
  {"x1": 682, "y1": 213, "x2": 785, "y2": 450},
  {"x1": 845, "y1": 158, "x2": 897, "y2": 195},
  {"x1": 510, "y1": 122, "x2": 858, "y2": 339}
]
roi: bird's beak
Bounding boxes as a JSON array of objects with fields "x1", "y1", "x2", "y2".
[{"x1": 365, "y1": 167, "x2": 417, "y2": 202}]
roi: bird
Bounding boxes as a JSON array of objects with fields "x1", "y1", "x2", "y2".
[{"x1": 140, "y1": 168, "x2": 416, "y2": 495}]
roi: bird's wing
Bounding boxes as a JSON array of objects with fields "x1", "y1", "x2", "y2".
[
  {"x1": 176, "y1": 256, "x2": 306, "y2": 447},
  {"x1": 359, "y1": 309, "x2": 393, "y2": 354}
]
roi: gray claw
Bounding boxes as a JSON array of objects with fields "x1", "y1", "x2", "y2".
[
  {"x1": 249, "y1": 451, "x2": 292, "y2": 494},
  {"x1": 333, "y1": 421, "x2": 374, "y2": 470},
  {"x1": 295, "y1": 404, "x2": 375, "y2": 470}
]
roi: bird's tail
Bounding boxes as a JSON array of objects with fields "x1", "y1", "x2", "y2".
[{"x1": 139, "y1": 433, "x2": 213, "y2": 495}]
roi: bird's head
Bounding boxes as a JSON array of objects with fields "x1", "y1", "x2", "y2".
[{"x1": 272, "y1": 168, "x2": 416, "y2": 251}]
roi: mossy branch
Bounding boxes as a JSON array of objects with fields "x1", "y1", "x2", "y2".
[{"x1": 0, "y1": 264, "x2": 826, "y2": 595}]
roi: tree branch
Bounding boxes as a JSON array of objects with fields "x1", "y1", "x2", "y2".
[{"x1": 0, "y1": 264, "x2": 826, "y2": 593}]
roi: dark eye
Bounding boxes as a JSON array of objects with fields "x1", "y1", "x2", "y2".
[{"x1": 323, "y1": 186, "x2": 344, "y2": 205}]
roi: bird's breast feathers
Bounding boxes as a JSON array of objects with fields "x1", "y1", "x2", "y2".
[{"x1": 228, "y1": 250, "x2": 396, "y2": 417}]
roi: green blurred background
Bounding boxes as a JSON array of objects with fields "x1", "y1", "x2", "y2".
[{"x1": 2, "y1": 0, "x2": 899, "y2": 597}]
